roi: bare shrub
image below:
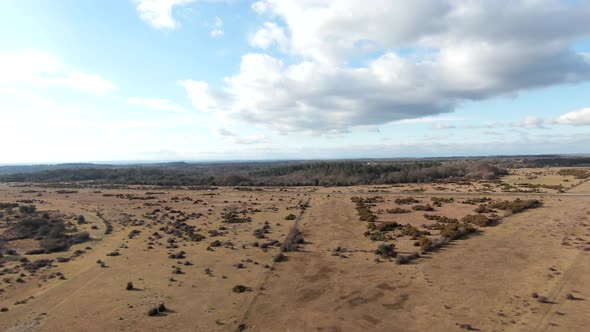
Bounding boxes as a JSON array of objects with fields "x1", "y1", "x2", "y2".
[
  {"x1": 395, "y1": 197, "x2": 419, "y2": 205},
  {"x1": 376, "y1": 222, "x2": 400, "y2": 232},
  {"x1": 374, "y1": 243, "x2": 397, "y2": 258},
  {"x1": 461, "y1": 214, "x2": 492, "y2": 226},
  {"x1": 386, "y1": 207, "x2": 411, "y2": 214},
  {"x1": 396, "y1": 255, "x2": 410, "y2": 265},
  {"x1": 72, "y1": 231, "x2": 90, "y2": 244},
  {"x1": 488, "y1": 199, "x2": 542, "y2": 214},
  {"x1": 232, "y1": 285, "x2": 251, "y2": 293},
  {"x1": 40, "y1": 238, "x2": 68, "y2": 252},
  {"x1": 25, "y1": 249, "x2": 46, "y2": 255},
  {"x1": 440, "y1": 223, "x2": 476, "y2": 240},
  {"x1": 273, "y1": 253, "x2": 287, "y2": 262},
  {"x1": 412, "y1": 204, "x2": 434, "y2": 212},
  {"x1": 281, "y1": 226, "x2": 304, "y2": 252}
]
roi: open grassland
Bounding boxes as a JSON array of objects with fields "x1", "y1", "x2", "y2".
[{"x1": 0, "y1": 169, "x2": 589, "y2": 331}]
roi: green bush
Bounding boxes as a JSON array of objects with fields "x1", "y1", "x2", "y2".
[
  {"x1": 16, "y1": 217, "x2": 49, "y2": 237},
  {"x1": 18, "y1": 205, "x2": 36, "y2": 215}
]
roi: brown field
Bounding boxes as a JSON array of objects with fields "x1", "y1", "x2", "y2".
[{"x1": 1, "y1": 170, "x2": 589, "y2": 331}]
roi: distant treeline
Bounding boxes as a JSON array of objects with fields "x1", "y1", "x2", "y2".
[
  {"x1": 0, "y1": 163, "x2": 100, "y2": 175},
  {"x1": 0, "y1": 162, "x2": 190, "y2": 175},
  {"x1": 519, "y1": 157, "x2": 590, "y2": 167},
  {"x1": 252, "y1": 161, "x2": 506, "y2": 186},
  {"x1": 0, "y1": 160, "x2": 508, "y2": 186}
]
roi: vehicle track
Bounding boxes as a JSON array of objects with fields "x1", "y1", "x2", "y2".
[{"x1": 234, "y1": 197, "x2": 312, "y2": 331}]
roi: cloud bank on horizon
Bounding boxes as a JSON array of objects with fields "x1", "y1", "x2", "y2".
[{"x1": 0, "y1": 0, "x2": 589, "y2": 162}]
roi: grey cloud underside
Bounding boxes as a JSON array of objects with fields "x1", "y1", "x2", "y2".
[
  {"x1": 186, "y1": 0, "x2": 590, "y2": 132},
  {"x1": 235, "y1": 101, "x2": 454, "y2": 132}
]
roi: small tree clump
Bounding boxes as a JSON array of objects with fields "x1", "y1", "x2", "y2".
[{"x1": 19, "y1": 205, "x2": 36, "y2": 215}]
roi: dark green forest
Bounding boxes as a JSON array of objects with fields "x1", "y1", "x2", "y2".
[{"x1": 0, "y1": 159, "x2": 509, "y2": 186}]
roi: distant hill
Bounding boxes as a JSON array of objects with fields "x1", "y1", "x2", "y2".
[{"x1": 0, "y1": 163, "x2": 108, "y2": 175}]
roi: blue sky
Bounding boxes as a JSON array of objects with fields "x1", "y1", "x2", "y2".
[{"x1": 1, "y1": 0, "x2": 589, "y2": 163}]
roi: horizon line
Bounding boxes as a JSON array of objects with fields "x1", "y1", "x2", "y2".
[{"x1": 1, "y1": 153, "x2": 589, "y2": 167}]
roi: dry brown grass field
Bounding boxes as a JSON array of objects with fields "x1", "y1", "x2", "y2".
[{"x1": 1, "y1": 169, "x2": 589, "y2": 331}]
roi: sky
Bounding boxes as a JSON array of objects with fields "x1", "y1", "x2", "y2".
[{"x1": 1, "y1": 0, "x2": 590, "y2": 164}]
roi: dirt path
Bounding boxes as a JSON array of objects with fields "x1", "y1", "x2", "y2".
[
  {"x1": 242, "y1": 195, "x2": 590, "y2": 332},
  {"x1": 242, "y1": 195, "x2": 412, "y2": 331},
  {"x1": 236, "y1": 198, "x2": 311, "y2": 331}
]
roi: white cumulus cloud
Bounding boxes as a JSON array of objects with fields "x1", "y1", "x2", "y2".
[
  {"x1": 210, "y1": 16, "x2": 223, "y2": 37},
  {"x1": 251, "y1": 1, "x2": 267, "y2": 15},
  {"x1": 134, "y1": 0, "x2": 195, "y2": 29},
  {"x1": 182, "y1": 0, "x2": 590, "y2": 133},
  {"x1": 126, "y1": 97, "x2": 185, "y2": 113},
  {"x1": 555, "y1": 107, "x2": 590, "y2": 126},
  {"x1": 179, "y1": 79, "x2": 229, "y2": 112},
  {"x1": 0, "y1": 50, "x2": 115, "y2": 95},
  {"x1": 250, "y1": 22, "x2": 287, "y2": 50}
]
